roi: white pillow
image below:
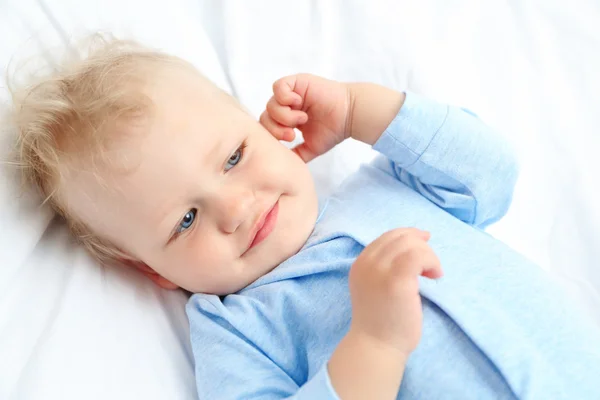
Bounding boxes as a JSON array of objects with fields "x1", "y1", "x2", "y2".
[{"x1": 0, "y1": 0, "x2": 230, "y2": 398}]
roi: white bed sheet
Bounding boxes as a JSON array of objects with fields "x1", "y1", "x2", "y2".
[{"x1": 1, "y1": 1, "x2": 599, "y2": 399}]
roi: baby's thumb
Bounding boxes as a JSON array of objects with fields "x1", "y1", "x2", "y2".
[
  {"x1": 273, "y1": 75, "x2": 305, "y2": 108},
  {"x1": 418, "y1": 230, "x2": 431, "y2": 241},
  {"x1": 292, "y1": 143, "x2": 315, "y2": 163},
  {"x1": 421, "y1": 264, "x2": 443, "y2": 280}
]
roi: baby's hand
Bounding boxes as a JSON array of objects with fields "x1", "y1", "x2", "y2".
[
  {"x1": 260, "y1": 74, "x2": 351, "y2": 162},
  {"x1": 349, "y1": 228, "x2": 443, "y2": 356}
]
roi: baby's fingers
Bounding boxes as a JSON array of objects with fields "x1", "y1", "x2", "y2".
[
  {"x1": 266, "y1": 97, "x2": 308, "y2": 127},
  {"x1": 273, "y1": 77, "x2": 304, "y2": 108},
  {"x1": 260, "y1": 111, "x2": 296, "y2": 142},
  {"x1": 420, "y1": 251, "x2": 443, "y2": 280}
]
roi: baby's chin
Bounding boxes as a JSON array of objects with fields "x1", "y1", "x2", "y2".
[
  {"x1": 273, "y1": 197, "x2": 319, "y2": 261},
  {"x1": 242, "y1": 216, "x2": 317, "y2": 293}
]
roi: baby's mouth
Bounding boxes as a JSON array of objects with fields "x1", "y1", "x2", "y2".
[{"x1": 242, "y1": 198, "x2": 279, "y2": 255}]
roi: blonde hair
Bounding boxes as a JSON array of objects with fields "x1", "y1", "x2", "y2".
[{"x1": 6, "y1": 34, "x2": 215, "y2": 265}]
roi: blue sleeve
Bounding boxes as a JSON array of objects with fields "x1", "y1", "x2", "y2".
[
  {"x1": 187, "y1": 297, "x2": 341, "y2": 400},
  {"x1": 371, "y1": 91, "x2": 519, "y2": 228}
]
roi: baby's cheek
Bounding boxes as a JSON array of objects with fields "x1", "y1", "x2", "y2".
[
  {"x1": 170, "y1": 239, "x2": 231, "y2": 290},
  {"x1": 246, "y1": 155, "x2": 281, "y2": 186},
  {"x1": 184, "y1": 231, "x2": 224, "y2": 264},
  {"x1": 264, "y1": 146, "x2": 299, "y2": 178}
]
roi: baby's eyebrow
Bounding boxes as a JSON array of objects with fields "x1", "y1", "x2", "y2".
[{"x1": 207, "y1": 137, "x2": 225, "y2": 166}]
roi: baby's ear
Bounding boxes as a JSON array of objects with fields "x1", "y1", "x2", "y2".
[{"x1": 121, "y1": 259, "x2": 180, "y2": 290}]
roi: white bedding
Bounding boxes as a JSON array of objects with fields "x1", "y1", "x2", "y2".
[{"x1": 1, "y1": 1, "x2": 599, "y2": 399}]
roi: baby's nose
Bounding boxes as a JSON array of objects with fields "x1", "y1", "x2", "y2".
[{"x1": 214, "y1": 190, "x2": 253, "y2": 234}]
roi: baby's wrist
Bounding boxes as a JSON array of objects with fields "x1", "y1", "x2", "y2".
[
  {"x1": 344, "y1": 82, "x2": 406, "y2": 146},
  {"x1": 343, "y1": 82, "x2": 356, "y2": 141},
  {"x1": 347, "y1": 326, "x2": 412, "y2": 362},
  {"x1": 344, "y1": 82, "x2": 363, "y2": 143},
  {"x1": 329, "y1": 325, "x2": 408, "y2": 400}
]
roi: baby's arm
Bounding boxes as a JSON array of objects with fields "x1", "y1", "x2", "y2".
[
  {"x1": 329, "y1": 228, "x2": 441, "y2": 399},
  {"x1": 261, "y1": 75, "x2": 518, "y2": 228},
  {"x1": 348, "y1": 83, "x2": 519, "y2": 228},
  {"x1": 328, "y1": 330, "x2": 407, "y2": 400}
]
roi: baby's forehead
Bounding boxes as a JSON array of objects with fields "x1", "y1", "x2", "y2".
[
  {"x1": 149, "y1": 68, "x2": 240, "y2": 115},
  {"x1": 60, "y1": 65, "x2": 245, "y2": 183},
  {"x1": 148, "y1": 71, "x2": 250, "y2": 141}
]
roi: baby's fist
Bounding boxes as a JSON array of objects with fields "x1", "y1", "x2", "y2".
[
  {"x1": 349, "y1": 228, "x2": 443, "y2": 355},
  {"x1": 260, "y1": 74, "x2": 351, "y2": 163}
]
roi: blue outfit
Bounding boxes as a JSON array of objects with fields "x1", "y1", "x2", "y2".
[{"x1": 187, "y1": 93, "x2": 600, "y2": 399}]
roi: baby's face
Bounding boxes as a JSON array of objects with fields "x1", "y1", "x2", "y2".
[{"x1": 64, "y1": 69, "x2": 318, "y2": 294}]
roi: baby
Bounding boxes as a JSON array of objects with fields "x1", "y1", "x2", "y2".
[{"x1": 10, "y1": 39, "x2": 600, "y2": 399}]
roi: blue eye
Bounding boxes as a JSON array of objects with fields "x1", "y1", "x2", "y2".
[
  {"x1": 177, "y1": 209, "x2": 197, "y2": 233},
  {"x1": 224, "y1": 142, "x2": 247, "y2": 171}
]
